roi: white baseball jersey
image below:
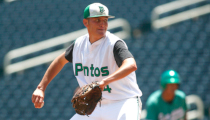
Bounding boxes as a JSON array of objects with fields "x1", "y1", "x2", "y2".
[{"x1": 72, "y1": 31, "x2": 142, "y2": 100}]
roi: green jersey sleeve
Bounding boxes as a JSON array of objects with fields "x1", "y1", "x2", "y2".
[
  {"x1": 146, "y1": 99, "x2": 158, "y2": 120},
  {"x1": 176, "y1": 90, "x2": 188, "y2": 111}
]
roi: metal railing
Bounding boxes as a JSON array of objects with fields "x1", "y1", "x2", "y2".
[
  {"x1": 4, "y1": 18, "x2": 131, "y2": 75},
  {"x1": 151, "y1": 0, "x2": 210, "y2": 29}
]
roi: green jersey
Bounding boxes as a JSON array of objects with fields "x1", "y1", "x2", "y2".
[{"x1": 146, "y1": 90, "x2": 187, "y2": 120}]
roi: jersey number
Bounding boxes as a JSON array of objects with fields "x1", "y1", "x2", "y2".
[{"x1": 103, "y1": 85, "x2": 112, "y2": 93}]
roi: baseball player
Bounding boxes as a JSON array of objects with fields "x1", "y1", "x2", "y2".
[
  {"x1": 146, "y1": 70, "x2": 187, "y2": 120},
  {"x1": 32, "y1": 3, "x2": 142, "y2": 120}
]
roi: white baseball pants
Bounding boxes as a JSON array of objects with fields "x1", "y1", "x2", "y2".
[{"x1": 70, "y1": 96, "x2": 142, "y2": 120}]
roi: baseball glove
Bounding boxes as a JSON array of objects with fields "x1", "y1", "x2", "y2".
[{"x1": 71, "y1": 82, "x2": 102, "y2": 116}]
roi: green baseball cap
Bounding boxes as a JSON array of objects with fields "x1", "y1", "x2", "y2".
[{"x1": 84, "y1": 3, "x2": 115, "y2": 19}]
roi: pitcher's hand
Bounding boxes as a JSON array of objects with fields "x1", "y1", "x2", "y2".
[
  {"x1": 32, "y1": 88, "x2": 45, "y2": 108},
  {"x1": 99, "y1": 80, "x2": 106, "y2": 91}
]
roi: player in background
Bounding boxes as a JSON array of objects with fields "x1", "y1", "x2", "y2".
[
  {"x1": 32, "y1": 3, "x2": 142, "y2": 120},
  {"x1": 145, "y1": 70, "x2": 188, "y2": 120}
]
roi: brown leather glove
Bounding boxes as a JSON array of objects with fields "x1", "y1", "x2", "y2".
[{"x1": 71, "y1": 82, "x2": 102, "y2": 116}]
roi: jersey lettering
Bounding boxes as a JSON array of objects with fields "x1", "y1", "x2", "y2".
[
  {"x1": 103, "y1": 85, "x2": 112, "y2": 93},
  {"x1": 158, "y1": 108, "x2": 185, "y2": 120},
  {"x1": 101, "y1": 66, "x2": 109, "y2": 76},
  {"x1": 90, "y1": 64, "x2": 94, "y2": 77},
  {"x1": 75, "y1": 63, "x2": 109, "y2": 77},
  {"x1": 83, "y1": 66, "x2": 89, "y2": 76},
  {"x1": 94, "y1": 67, "x2": 100, "y2": 77},
  {"x1": 75, "y1": 63, "x2": 83, "y2": 76}
]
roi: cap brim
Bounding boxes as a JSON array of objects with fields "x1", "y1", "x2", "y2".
[{"x1": 87, "y1": 15, "x2": 115, "y2": 18}]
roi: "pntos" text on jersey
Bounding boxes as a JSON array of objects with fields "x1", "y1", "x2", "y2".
[{"x1": 75, "y1": 63, "x2": 109, "y2": 77}]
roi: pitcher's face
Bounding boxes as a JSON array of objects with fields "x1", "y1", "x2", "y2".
[{"x1": 83, "y1": 17, "x2": 108, "y2": 38}]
